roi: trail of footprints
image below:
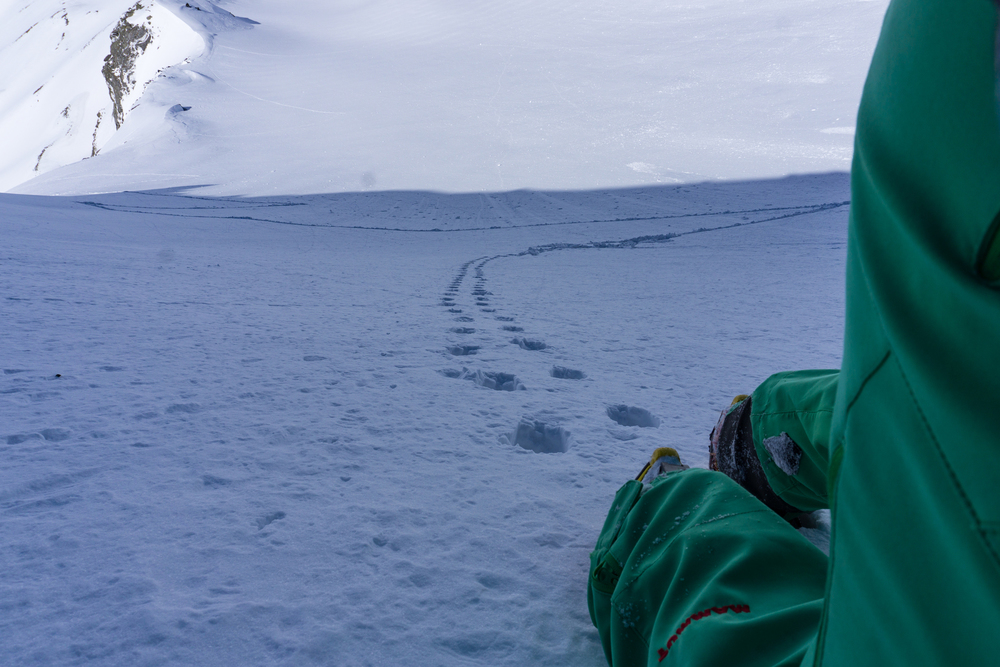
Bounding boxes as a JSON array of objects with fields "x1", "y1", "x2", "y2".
[{"x1": 437, "y1": 257, "x2": 659, "y2": 454}]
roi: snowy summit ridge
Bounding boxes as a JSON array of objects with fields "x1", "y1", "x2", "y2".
[
  {"x1": 3, "y1": 0, "x2": 888, "y2": 196},
  {"x1": 0, "y1": 0, "x2": 253, "y2": 191}
]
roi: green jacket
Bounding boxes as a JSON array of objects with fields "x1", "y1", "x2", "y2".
[{"x1": 588, "y1": 1, "x2": 1000, "y2": 664}]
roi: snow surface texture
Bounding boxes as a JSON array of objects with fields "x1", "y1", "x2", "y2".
[
  {"x1": 1, "y1": 174, "x2": 847, "y2": 665},
  {"x1": 5, "y1": 0, "x2": 889, "y2": 195}
]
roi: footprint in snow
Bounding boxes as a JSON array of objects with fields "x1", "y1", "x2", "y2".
[
  {"x1": 504, "y1": 419, "x2": 571, "y2": 453},
  {"x1": 256, "y1": 511, "x2": 286, "y2": 530},
  {"x1": 40, "y1": 428, "x2": 71, "y2": 441},
  {"x1": 6, "y1": 433, "x2": 42, "y2": 445},
  {"x1": 469, "y1": 370, "x2": 525, "y2": 391},
  {"x1": 202, "y1": 475, "x2": 231, "y2": 488},
  {"x1": 440, "y1": 368, "x2": 525, "y2": 390},
  {"x1": 606, "y1": 405, "x2": 660, "y2": 428},
  {"x1": 511, "y1": 337, "x2": 546, "y2": 351},
  {"x1": 551, "y1": 366, "x2": 585, "y2": 380}
]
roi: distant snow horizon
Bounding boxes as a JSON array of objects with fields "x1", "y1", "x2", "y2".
[{"x1": 3, "y1": 0, "x2": 889, "y2": 197}]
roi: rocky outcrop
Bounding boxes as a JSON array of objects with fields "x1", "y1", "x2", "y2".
[{"x1": 102, "y1": 2, "x2": 153, "y2": 129}]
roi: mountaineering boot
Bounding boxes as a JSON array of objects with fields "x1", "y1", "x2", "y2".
[
  {"x1": 636, "y1": 447, "x2": 688, "y2": 484},
  {"x1": 709, "y1": 395, "x2": 804, "y2": 519},
  {"x1": 708, "y1": 394, "x2": 750, "y2": 473}
]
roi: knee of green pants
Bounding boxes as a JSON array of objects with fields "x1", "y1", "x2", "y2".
[
  {"x1": 750, "y1": 370, "x2": 839, "y2": 512},
  {"x1": 588, "y1": 469, "x2": 826, "y2": 666}
]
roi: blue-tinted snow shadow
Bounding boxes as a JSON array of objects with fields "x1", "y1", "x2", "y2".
[{"x1": 8, "y1": 172, "x2": 850, "y2": 235}]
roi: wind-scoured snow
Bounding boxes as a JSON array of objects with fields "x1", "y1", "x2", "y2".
[
  {"x1": 6, "y1": 0, "x2": 888, "y2": 196},
  {"x1": 1, "y1": 174, "x2": 847, "y2": 665}
]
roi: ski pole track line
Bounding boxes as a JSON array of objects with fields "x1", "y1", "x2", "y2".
[
  {"x1": 77, "y1": 202, "x2": 309, "y2": 211},
  {"x1": 74, "y1": 199, "x2": 850, "y2": 233},
  {"x1": 459, "y1": 202, "x2": 851, "y2": 270}
]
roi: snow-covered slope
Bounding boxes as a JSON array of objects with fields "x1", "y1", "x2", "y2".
[
  {"x1": 4, "y1": 0, "x2": 889, "y2": 195},
  {"x1": 1, "y1": 174, "x2": 847, "y2": 665},
  {"x1": 0, "y1": 1, "x2": 221, "y2": 190}
]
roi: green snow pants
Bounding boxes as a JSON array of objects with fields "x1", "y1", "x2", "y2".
[{"x1": 589, "y1": 0, "x2": 1000, "y2": 664}]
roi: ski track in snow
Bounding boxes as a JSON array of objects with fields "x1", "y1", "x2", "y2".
[
  {"x1": 75, "y1": 196, "x2": 846, "y2": 233},
  {"x1": 0, "y1": 174, "x2": 847, "y2": 666}
]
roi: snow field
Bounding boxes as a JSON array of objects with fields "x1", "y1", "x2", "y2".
[
  {"x1": 1, "y1": 174, "x2": 846, "y2": 665},
  {"x1": 10, "y1": 0, "x2": 889, "y2": 196}
]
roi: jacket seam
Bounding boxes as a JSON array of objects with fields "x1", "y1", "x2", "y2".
[{"x1": 891, "y1": 354, "x2": 1000, "y2": 568}]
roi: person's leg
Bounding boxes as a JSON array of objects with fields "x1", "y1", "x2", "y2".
[
  {"x1": 750, "y1": 370, "x2": 838, "y2": 513},
  {"x1": 708, "y1": 370, "x2": 838, "y2": 521},
  {"x1": 808, "y1": 0, "x2": 1000, "y2": 663},
  {"x1": 588, "y1": 468, "x2": 827, "y2": 667}
]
